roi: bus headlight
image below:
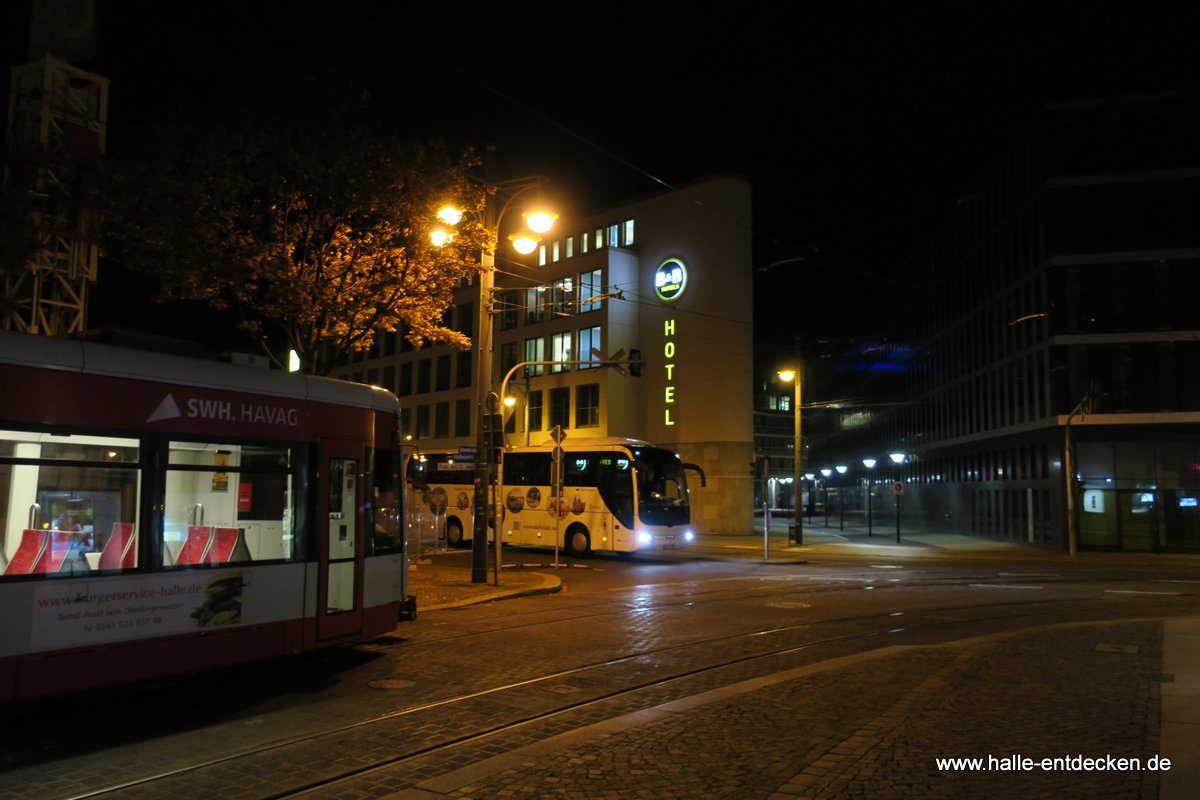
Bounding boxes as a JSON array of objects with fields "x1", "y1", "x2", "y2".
[
  {"x1": 636, "y1": 531, "x2": 653, "y2": 546},
  {"x1": 684, "y1": 530, "x2": 695, "y2": 542}
]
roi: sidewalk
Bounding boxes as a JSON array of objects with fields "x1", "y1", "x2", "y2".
[{"x1": 407, "y1": 552, "x2": 563, "y2": 612}]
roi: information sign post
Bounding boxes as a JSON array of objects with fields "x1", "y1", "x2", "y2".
[{"x1": 551, "y1": 425, "x2": 566, "y2": 568}]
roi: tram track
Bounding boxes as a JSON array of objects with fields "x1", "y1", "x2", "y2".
[
  {"x1": 395, "y1": 563, "x2": 1195, "y2": 647},
  {"x1": 42, "y1": 582, "x2": 1197, "y2": 800}
]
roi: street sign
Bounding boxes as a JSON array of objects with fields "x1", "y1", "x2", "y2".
[
  {"x1": 550, "y1": 425, "x2": 567, "y2": 444},
  {"x1": 457, "y1": 445, "x2": 477, "y2": 462},
  {"x1": 591, "y1": 347, "x2": 627, "y2": 376},
  {"x1": 892, "y1": 481, "x2": 905, "y2": 496}
]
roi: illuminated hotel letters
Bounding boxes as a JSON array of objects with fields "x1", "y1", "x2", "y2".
[
  {"x1": 654, "y1": 258, "x2": 687, "y2": 302},
  {"x1": 664, "y1": 319, "x2": 676, "y2": 426},
  {"x1": 655, "y1": 258, "x2": 687, "y2": 427}
]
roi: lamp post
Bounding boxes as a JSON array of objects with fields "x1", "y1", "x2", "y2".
[
  {"x1": 835, "y1": 465, "x2": 848, "y2": 530},
  {"x1": 777, "y1": 368, "x2": 802, "y2": 544},
  {"x1": 820, "y1": 468, "x2": 832, "y2": 526},
  {"x1": 434, "y1": 174, "x2": 556, "y2": 584},
  {"x1": 890, "y1": 452, "x2": 906, "y2": 543},
  {"x1": 862, "y1": 458, "x2": 877, "y2": 536},
  {"x1": 503, "y1": 376, "x2": 532, "y2": 447}
]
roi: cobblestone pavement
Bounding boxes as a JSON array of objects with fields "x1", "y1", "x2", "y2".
[
  {"x1": 392, "y1": 529, "x2": 1200, "y2": 800},
  {"x1": 386, "y1": 620, "x2": 1182, "y2": 800},
  {"x1": 408, "y1": 554, "x2": 562, "y2": 611}
]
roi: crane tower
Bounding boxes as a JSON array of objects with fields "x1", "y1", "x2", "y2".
[{"x1": 3, "y1": 53, "x2": 108, "y2": 335}]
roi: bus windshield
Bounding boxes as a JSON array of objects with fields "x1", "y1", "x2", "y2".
[{"x1": 632, "y1": 446, "x2": 689, "y2": 526}]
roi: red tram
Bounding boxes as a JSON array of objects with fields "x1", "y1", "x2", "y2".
[{"x1": 0, "y1": 330, "x2": 413, "y2": 702}]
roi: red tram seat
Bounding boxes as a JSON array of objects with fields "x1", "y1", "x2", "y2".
[
  {"x1": 207, "y1": 526, "x2": 251, "y2": 563},
  {"x1": 3, "y1": 529, "x2": 48, "y2": 575},
  {"x1": 98, "y1": 522, "x2": 137, "y2": 570},
  {"x1": 33, "y1": 529, "x2": 78, "y2": 574},
  {"x1": 174, "y1": 525, "x2": 213, "y2": 565}
]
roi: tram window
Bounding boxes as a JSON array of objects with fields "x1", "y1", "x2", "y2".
[
  {"x1": 0, "y1": 430, "x2": 141, "y2": 578},
  {"x1": 163, "y1": 442, "x2": 295, "y2": 566},
  {"x1": 371, "y1": 447, "x2": 403, "y2": 554}
]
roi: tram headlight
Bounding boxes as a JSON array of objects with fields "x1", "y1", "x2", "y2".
[
  {"x1": 636, "y1": 531, "x2": 653, "y2": 546},
  {"x1": 684, "y1": 530, "x2": 695, "y2": 543}
]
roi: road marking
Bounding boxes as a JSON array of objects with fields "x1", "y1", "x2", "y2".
[
  {"x1": 1105, "y1": 590, "x2": 1183, "y2": 596},
  {"x1": 968, "y1": 583, "x2": 1044, "y2": 590}
]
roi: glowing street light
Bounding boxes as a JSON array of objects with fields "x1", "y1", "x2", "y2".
[
  {"x1": 778, "y1": 368, "x2": 803, "y2": 544},
  {"x1": 433, "y1": 176, "x2": 556, "y2": 583},
  {"x1": 889, "y1": 452, "x2": 907, "y2": 542},
  {"x1": 862, "y1": 458, "x2": 877, "y2": 535}
]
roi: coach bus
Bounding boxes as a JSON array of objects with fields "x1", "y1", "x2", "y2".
[
  {"x1": 0, "y1": 330, "x2": 412, "y2": 702},
  {"x1": 404, "y1": 448, "x2": 474, "y2": 550},
  {"x1": 500, "y1": 438, "x2": 702, "y2": 556}
]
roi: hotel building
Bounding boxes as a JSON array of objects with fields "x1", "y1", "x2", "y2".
[{"x1": 335, "y1": 175, "x2": 755, "y2": 535}]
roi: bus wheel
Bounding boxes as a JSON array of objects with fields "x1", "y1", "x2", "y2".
[
  {"x1": 565, "y1": 525, "x2": 591, "y2": 558},
  {"x1": 445, "y1": 519, "x2": 465, "y2": 548}
]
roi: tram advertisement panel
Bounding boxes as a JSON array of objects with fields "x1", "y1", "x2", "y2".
[{"x1": 23, "y1": 568, "x2": 286, "y2": 651}]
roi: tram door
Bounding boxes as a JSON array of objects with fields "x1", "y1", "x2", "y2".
[{"x1": 318, "y1": 439, "x2": 364, "y2": 640}]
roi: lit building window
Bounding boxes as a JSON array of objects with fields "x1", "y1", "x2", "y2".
[
  {"x1": 578, "y1": 326, "x2": 601, "y2": 368},
  {"x1": 551, "y1": 331, "x2": 572, "y2": 372},
  {"x1": 566, "y1": 236, "x2": 575, "y2": 258},
  {"x1": 550, "y1": 277, "x2": 573, "y2": 316},
  {"x1": 525, "y1": 287, "x2": 544, "y2": 325},
  {"x1": 608, "y1": 223, "x2": 619, "y2": 247},
  {"x1": 524, "y1": 337, "x2": 544, "y2": 376},
  {"x1": 581, "y1": 231, "x2": 589, "y2": 254},
  {"x1": 623, "y1": 218, "x2": 635, "y2": 246},
  {"x1": 552, "y1": 240, "x2": 560, "y2": 262},
  {"x1": 579, "y1": 269, "x2": 602, "y2": 312}
]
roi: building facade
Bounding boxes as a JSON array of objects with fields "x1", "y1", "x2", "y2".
[
  {"x1": 336, "y1": 175, "x2": 755, "y2": 535},
  {"x1": 798, "y1": 90, "x2": 1200, "y2": 552}
]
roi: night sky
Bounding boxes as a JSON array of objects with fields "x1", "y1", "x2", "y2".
[{"x1": 4, "y1": 2, "x2": 1198, "y2": 350}]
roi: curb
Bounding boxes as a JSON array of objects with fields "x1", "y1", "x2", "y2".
[{"x1": 420, "y1": 572, "x2": 563, "y2": 612}]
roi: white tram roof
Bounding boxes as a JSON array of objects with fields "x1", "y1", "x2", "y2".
[{"x1": 0, "y1": 329, "x2": 398, "y2": 414}]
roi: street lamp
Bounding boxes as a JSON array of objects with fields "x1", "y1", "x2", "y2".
[
  {"x1": 777, "y1": 368, "x2": 802, "y2": 544},
  {"x1": 835, "y1": 465, "x2": 848, "y2": 530},
  {"x1": 820, "y1": 468, "x2": 832, "y2": 526},
  {"x1": 503, "y1": 378, "x2": 531, "y2": 447},
  {"x1": 862, "y1": 458, "x2": 877, "y2": 536},
  {"x1": 435, "y1": 173, "x2": 556, "y2": 583},
  {"x1": 889, "y1": 452, "x2": 906, "y2": 542}
]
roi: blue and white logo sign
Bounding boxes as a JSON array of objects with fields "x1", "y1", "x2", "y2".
[{"x1": 654, "y1": 258, "x2": 688, "y2": 303}]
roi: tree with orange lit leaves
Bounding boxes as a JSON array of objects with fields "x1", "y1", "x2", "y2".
[{"x1": 95, "y1": 68, "x2": 492, "y2": 375}]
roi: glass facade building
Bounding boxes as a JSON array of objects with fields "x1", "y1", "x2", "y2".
[{"x1": 799, "y1": 90, "x2": 1200, "y2": 552}]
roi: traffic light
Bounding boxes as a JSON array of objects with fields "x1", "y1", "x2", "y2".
[
  {"x1": 482, "y1": 412, "x2": 504, "y2": 457},
  {"x1": 628, "y1": 348, "x2": 643, "y2": 377}
]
